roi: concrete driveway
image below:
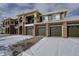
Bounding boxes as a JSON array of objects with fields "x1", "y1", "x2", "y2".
[{"x1": 19, "y1": 37, "x2": 79, "y2": 56}]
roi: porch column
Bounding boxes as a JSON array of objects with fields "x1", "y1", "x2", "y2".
[
  {"x1": 46, "y1": 23, "x2": 49, "y2": 36},
  {"x1": 62, "y1": 22, "x2": 67, "y2": 38}
]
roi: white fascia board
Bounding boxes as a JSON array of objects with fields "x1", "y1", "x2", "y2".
[{"x1": 24, "y1": 24, "x2": 34, "y2": 27}]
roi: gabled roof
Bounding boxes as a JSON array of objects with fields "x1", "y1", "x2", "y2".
[
  {"x1": 41, "y1": 9, "x2": 68, "y2": 16},
  {"x1": 2, "y1": 18, "x2": 17, "y2": 23},
  {"x1": 17, "y1": 9, "x2": 42, "y2": 16}
]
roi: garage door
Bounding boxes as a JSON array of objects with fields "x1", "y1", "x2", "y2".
[
  {"x1": 26, "y1": 27, "x2": 33, "y2": 35},
  {"x1": 50, "y1": 26, "x2": 62, "y2": 36},
  {"x1": 68, "y1": 25, "x2": 79, "y2": 37},
  {"x1": 37, "y1": 26, "x2": 46, "y2": 36}
]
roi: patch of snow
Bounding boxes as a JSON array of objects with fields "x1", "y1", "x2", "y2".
[
  {"x1": 19, "y1": 37, "x2": 79, "y2": 56},
  {"x1": 0, "y1": 46, "x2": 11, "y2": 56}
]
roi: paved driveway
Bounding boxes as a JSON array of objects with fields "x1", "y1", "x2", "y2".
[{"x1": 19, "y1": 37, "x2": 79, "y2": 56}]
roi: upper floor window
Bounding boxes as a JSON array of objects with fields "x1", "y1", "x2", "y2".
[
  {"x1": 48, "y1": 15, "x2": 52, "y2": 20},
  {"x1": 42, "y1": 16, "x2": 45, "y2": 20},
  {"x1": 42, "y1": 16, "x2": 48, "y2": 22},
  {"x1": 6, "y1": 22, "x2": 7, "y2": 25},
  {"x1": 8, "y1": 21, "x2": 9, "y2": 24},
  {"x1": 3, "y1": 22, "x2": 5, "y2": 27},
  {"x1": 11, "y1": 21, "x2": 14, "y2": 24},
  {"x1": 45, "y1": 16, "x2": 48, "y2": 20},
  {"x1": 60, "y1": 13, "x2": 65, "y2": 19},
  {"x1": 15, "y1": 21, "x2": 18, "y2": 26},
  {"x1": 19, "y1": 17, "x2": 22, "y2": 22},
  {"x1": 52, "y1": 15, "x2": 56, "y2": 20},
  {"x1": 52, "y1": 14, "x2": 60, "y2": 20},
  {"x1": 39, "y1": 14, "x2": 61, "y2": 22},
  {"x1": 40, "y1": 16, "x2": 42, "y2": 22}
]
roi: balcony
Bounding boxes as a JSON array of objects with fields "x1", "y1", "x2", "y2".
[{"x1": 25, "y1": 15, "x2": 34, "y2": 24}]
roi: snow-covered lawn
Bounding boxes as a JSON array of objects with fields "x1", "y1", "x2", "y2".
[
  {"x1": 0, "y1": 34, "x2": 10, "y2": 37},
  {"x1": 0, "y1": 35, "x2": 33, "y2": 56},
  {"x1": 19, "y1": 37, "x2": 79, "y2": 56},
  {"x1": 0, "y1": 35, "x2": 33, "y2": 47}
]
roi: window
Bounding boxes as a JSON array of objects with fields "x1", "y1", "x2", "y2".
[
  {"x1": 19, "y1": 17, "x2": 22, "y2": 22},
  {"x1": 52, "y1": 15, "x2": 56, "y2": 20},
  {"x1": 55, "y1": 14, "x2": 60, "y2": 20},
  {"x1": 48, "y1": 15, "x2": 52, "y2": 20},
  {"x1": 6, "y1": 22, "x2": 7, "y2": 25},
  {"x1": 11, "y1": 21, "x2": 13, "y2": 24},
  {"x1": 40, "y1": 16, "x2": 42, "y2": 22},
  {"x1": 42, "y1": 16, "x2": 45, "y2": 20},
  {"x1": 8, "y1": 21, "x2": 9, "y2": 24},
  {"x1": 45, "y1": 16, "x2": 48, "y2": 20},
  {"x1": 15, "y1": 21, "x2": 18, "y2": 26},
  {"x1": 42, "y1": 16, "x2": 48, "y2": 22},
  {"x1": 3, "y1": 22, "x2": 5, "y2": 27},
  {"x1": 52, "y1": 14, "x2": 60, "y2": 20}
]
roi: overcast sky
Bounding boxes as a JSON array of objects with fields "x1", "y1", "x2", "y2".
[{"x1": 0, "y1": 3, "x2": 79, "y2": 20}]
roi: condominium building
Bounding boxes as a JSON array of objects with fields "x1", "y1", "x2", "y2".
[
  {"x1": 2, "y1": 18, "x2": 17, "y2": 34},
  {"x1": 2, "y1": 10, "x2": 79, "y2": 37}
]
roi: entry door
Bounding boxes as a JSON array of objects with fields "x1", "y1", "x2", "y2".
[
  {"x1": 68, "y1": 25, "x2": 79, "y2": 37},
  {"x1": 50, "y1": 26, "x2": 62, "y2": 36}
]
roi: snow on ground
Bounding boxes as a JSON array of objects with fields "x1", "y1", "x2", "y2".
[
  {"x1": 0, "y1": 35, "x2": 33, "y2": 47},
  {"x1": 0, "y1": 35, "x2": 33, "y2": 56},
  {"x1": 19, "y1": 37, "x2": 79, "y2": 56},
  {"x1": 0, "y1": 34, "x2": 10, "y2": 37}
]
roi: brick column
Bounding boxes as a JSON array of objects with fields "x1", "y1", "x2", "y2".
[
  {"x1": 23, "y1": 23, "x2": 26, "y2": 35},
  {"x1": 18, "y1": 17, "x2": 20, "y2": 35},
  {"x1": 34, "y1": 12, "x2": 37, "y2": 23},
  {"x1": 62, "y1": 22, "x2": 67, "y2": 38},
  {"x1": 22, "y1": 26, "x2": 24, "y2": 35},
  {"x1": 33, "y1": 12, "x2": 38, "y2": 36},
  {"x1": 23, "y1": 26, "x2": 26, "y2": 35},
  {"x1": 23, "y1": 16, "x2": 27, "y2": 35},
  {"x1": 33, "y1": 24, "x2": 36, "y2": 36},
  {"x1": 46, "y1": 23, "x2": 49, "y2": 36},
  {"x1": 18, "y1": 27, "x2": 19, "y2": 35}
]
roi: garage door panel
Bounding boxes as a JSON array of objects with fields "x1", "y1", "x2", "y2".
[
  {"x1": 50, "y1": 26, "x2": 62, "y2": 36},
  {"x1": 26, "y1": 27, "x2": 33, "y2": 35},
  {"x1": 68, "y1": 25, "x2": 79, "y2": 37},
  {"x1": 37, "y1": 26, "x2": 46, "y2": 36}
]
